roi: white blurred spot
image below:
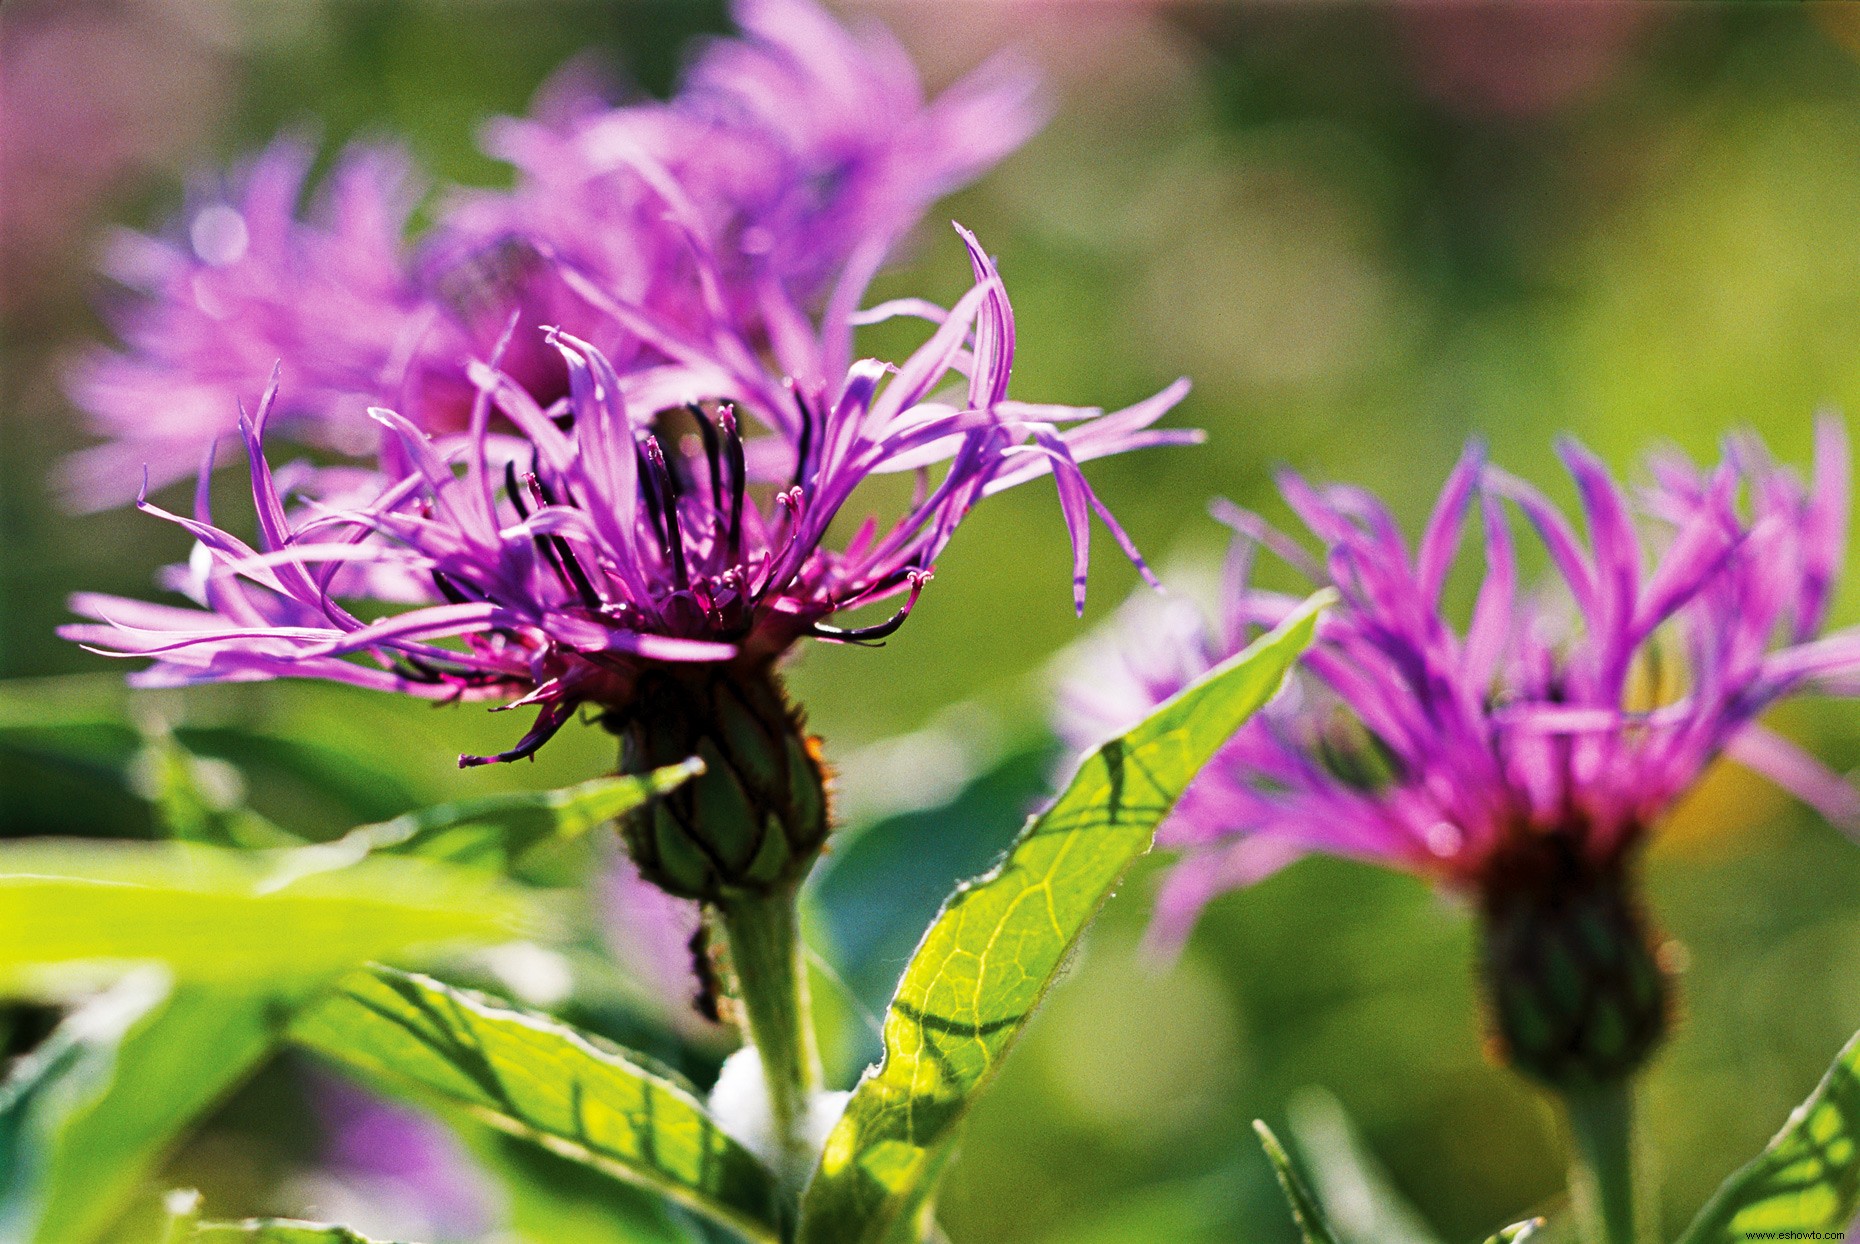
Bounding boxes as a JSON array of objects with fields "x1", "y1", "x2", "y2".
[
  {"x1": 1424, "y1": 820, "x2": 1464, "y2": 857},
  {"x1": 707, "y1": 1045, "x2": 849, "y2": 1171},
  {"x1": 833, "y1": 701, "x2": 1001, "y2": 825},
  {"x1": 190, "y1": 203, "x2": 248, "y2": 266},
  {"x1": 474, "y1": 942, "x2": 575, "y2": 1009},
  {"x1": 127, "y1": 744, "x2": 246, "y2": 812}
]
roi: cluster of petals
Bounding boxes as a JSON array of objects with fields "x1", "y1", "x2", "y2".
[
  {"x1": 1061, "y1": 420, "x2": 1860, "y2": 948},
  {"x1": 65, "y1": 0, "x2": 1194, "y2": 763},
  {"x1": 62, "y1": 0, "x2": 1045, "y2": 505}
]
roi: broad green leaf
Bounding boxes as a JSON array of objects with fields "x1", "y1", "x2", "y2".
[
  {"x1": 334, "y1": 760, "x2": 704, "y2": 870},
  {"x1": 459, "y1": 1119, "x2": 703, "y2": 1244},
  {"x1": 1482, "y1": 1221, "x2": 1545, "y2": 1244},
  {"x1": 5, "y1": 985, "x2": 286, "y2": 1244},
  {"x1": 291, "y1": 966, "x2": 783, "y2": 1244},
  {"x1": 0, "y1": 839, "x2": 532, "y2": 995},
  {"x1": 1677, "y1": 1026, "x2": 1860, "y2": 1242},
  {"x1": 797, "y1": 594, "x2": 1328, "y2": 1244},
  {"x1": 1286, "y1": 1088, "x2": 1441, "y2": 1244},
  {"x1": 0, "y1": 973, "x2": 169, "y2": 1243}
]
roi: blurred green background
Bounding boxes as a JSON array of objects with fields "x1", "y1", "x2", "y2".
[{"x1": 9, "y1": 1, "x2": 1860, "y2": 1240}]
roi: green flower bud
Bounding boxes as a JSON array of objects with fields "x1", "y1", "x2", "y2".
[
  {"x1": 607, "y1": 665, "x2": 829, "y2": 904},
  {"x1": 1477, "y1": 834, "x2": 1669, "y2": 1089}
]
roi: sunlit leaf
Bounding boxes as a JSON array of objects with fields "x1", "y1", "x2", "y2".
[
  {"x1": 1677, "y1": 1026, "x2": 1860, "y2": 1242},
  {"x1": 334, "y1": 759, "x2": 704, "y2": 871},
  {"x1": 1482, "y1": 1221, "x2": 1545, "y2": 1244},
  {"x1": 810, "y1": 735, "x2": 1058, "y2": 1030},
  {"x1": 1256, "y1": 1120, "x2": 1344, "y2": 1244},
  {"x1": 0, "y1": 839, "x2": 533, "y2": 996},
  {"x1": 17, "y1": 986, "x2": 285, "y2": 1244},
  {"x1": 0, "y1": 973, "x2": 169, "y2": 1242},
  {"x1": 796, "y1": 594, "x2": 1327, "y2": 1244},
  {"x1": 291, "y1": 966, "x2": 782, "y2": 1244}
]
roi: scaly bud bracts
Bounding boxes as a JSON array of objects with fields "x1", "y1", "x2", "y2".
[
  {"x1": 608, "y1": 666, "x2": 829, "y2": 904},
  {"x1": 1477, "y1": 833, "x2": 1669, "y2": 1089}
]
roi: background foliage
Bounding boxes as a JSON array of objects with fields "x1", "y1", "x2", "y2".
[{"x1": 9, "y1": 2, "x2": 1860, "y2": 1240}]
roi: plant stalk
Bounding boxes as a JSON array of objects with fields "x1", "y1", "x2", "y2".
[
  {"x1": 719, "y1": 886, "x2": 822, "y2": 1192},
  {"x1": 1563, "y1": 1080, "x2": 1640, "y2": 1244}
]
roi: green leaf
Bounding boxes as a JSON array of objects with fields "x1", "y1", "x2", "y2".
[
  {"x1": 1677, "y1": 1026, "x2": 1860, "y2": 1242},
  {"x1": 290, "y1": 966, "x2": 783, "y2": 1244},
  {"x1": 332, "y1": 760, "x2": 704, "y2": 873},
  {"x1": 458, "y1": 1119, "x2": 703, "y2": 1244},
  {"x1": 1256, "y1": 1120, "x2": 1344, "y2": 1244},
  {"x1": 0, "y1": 838, "x2": 533, "y2": 995},
  {"x1": 796, "y1": 594, "x2": 1328, "y2": 1244},
  {"x1": 1, "y1": 974, "x2": 169, "y2": 1242},
  {"x1": 5, "y1": 984, "x2": 286, "y2": 1244}
]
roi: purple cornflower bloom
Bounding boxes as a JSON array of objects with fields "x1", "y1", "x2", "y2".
[
  {"x1": 1066, "y1": 421, "x2": 1857, "y2": 950},
  {"x1": 1064, "y1": 422, "x2": 1859, "y2": 1087},
  {"x1": 62, "y1": 0, "x2": 1041, "y2": 508},
  {"x1": 62, "y1": 139, "x2": 447, "y2": 504},
  {"x1": 66, "y1": 226, "x2": 1192, "y2": 768},
  {"x1": 450, "y1": 0, "x2": 1043, "y2": 359}
]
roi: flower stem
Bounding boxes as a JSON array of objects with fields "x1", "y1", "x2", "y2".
[
  {"x1": 719, "y1": 886, "x2": 822, "y2": 1191},
  {"x1": 1563, "y1": 1080, "x2": 1640, "y2": 1244}
]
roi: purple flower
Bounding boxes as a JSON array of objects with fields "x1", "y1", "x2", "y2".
[
  {"x1": 63, "y1": 0, "x2": 1042, "y2": 509},
  {"x1": 66, "y1": 226, "x2": 1193, "y2": 766},
  {"x1": 304, "y1": 1071, "x2": 497, "y2": 1241},
  {"x1": 63, "y1": 139, "x2": 444, "y2": 504},
  {"x1": 1062, "y1": 420, "x2": 1859, "y2": 954}
]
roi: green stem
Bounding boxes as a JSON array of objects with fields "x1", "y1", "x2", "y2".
[
  {"x1": 1563, "y1": 1080, "x2": 1640, "y2": 1244},
  {"x1": 719, "y1": 887, "x2": 822, "y2": 1192}
]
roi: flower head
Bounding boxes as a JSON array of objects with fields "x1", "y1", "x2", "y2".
[
  {"x1": 456, "y1": 0, "x2": 1043, "y2": 346},
  {"x1": 63, "y1": 0, "x2": 1042, "y2": 508},
  {"x1": 63, "y1": 139, "x2": 445, "y2": 503},
  {"x1": 67, "y1": 227, "x2": 1192, "y2": 769},
  {"x1": 1062, "y1": 422, "x2": 1857, "y2": 1082},
  {"x1": 1070, "y1": 421, "x2": 1856, "y2": 934}
]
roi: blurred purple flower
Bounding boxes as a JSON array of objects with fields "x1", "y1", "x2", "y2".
[
  {"x1": 451, "y1": 0, "x2": 1043, "y2": 368},
  {"x1": 598, "y1": 843, "x2": 726, "y2": 1041},
  {"x1": 1063, "y1": 420, "x2": 1860, "y2": 953},
  {"x1": 66, "y1": 225, "x2": 1191, "y2": 765},
  {"x1": 64, "y1": 139, "x2": 451, "y2": 505},
  {"x1": 63, "y1": 0, "x2": 1042, "y2": 509},
  {"x1": 305, "y1": 1071, "x2": 496, "y2": 1242}
]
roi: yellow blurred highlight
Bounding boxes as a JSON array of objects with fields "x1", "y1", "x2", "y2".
[{"x1": 1654, "y1": 755, "x2": 1790, "y2": 861}]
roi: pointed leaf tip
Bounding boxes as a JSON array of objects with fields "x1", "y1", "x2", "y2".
[{"x1": 1254, "y1": 1120, "x2": 1344, "y2": 1244}]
